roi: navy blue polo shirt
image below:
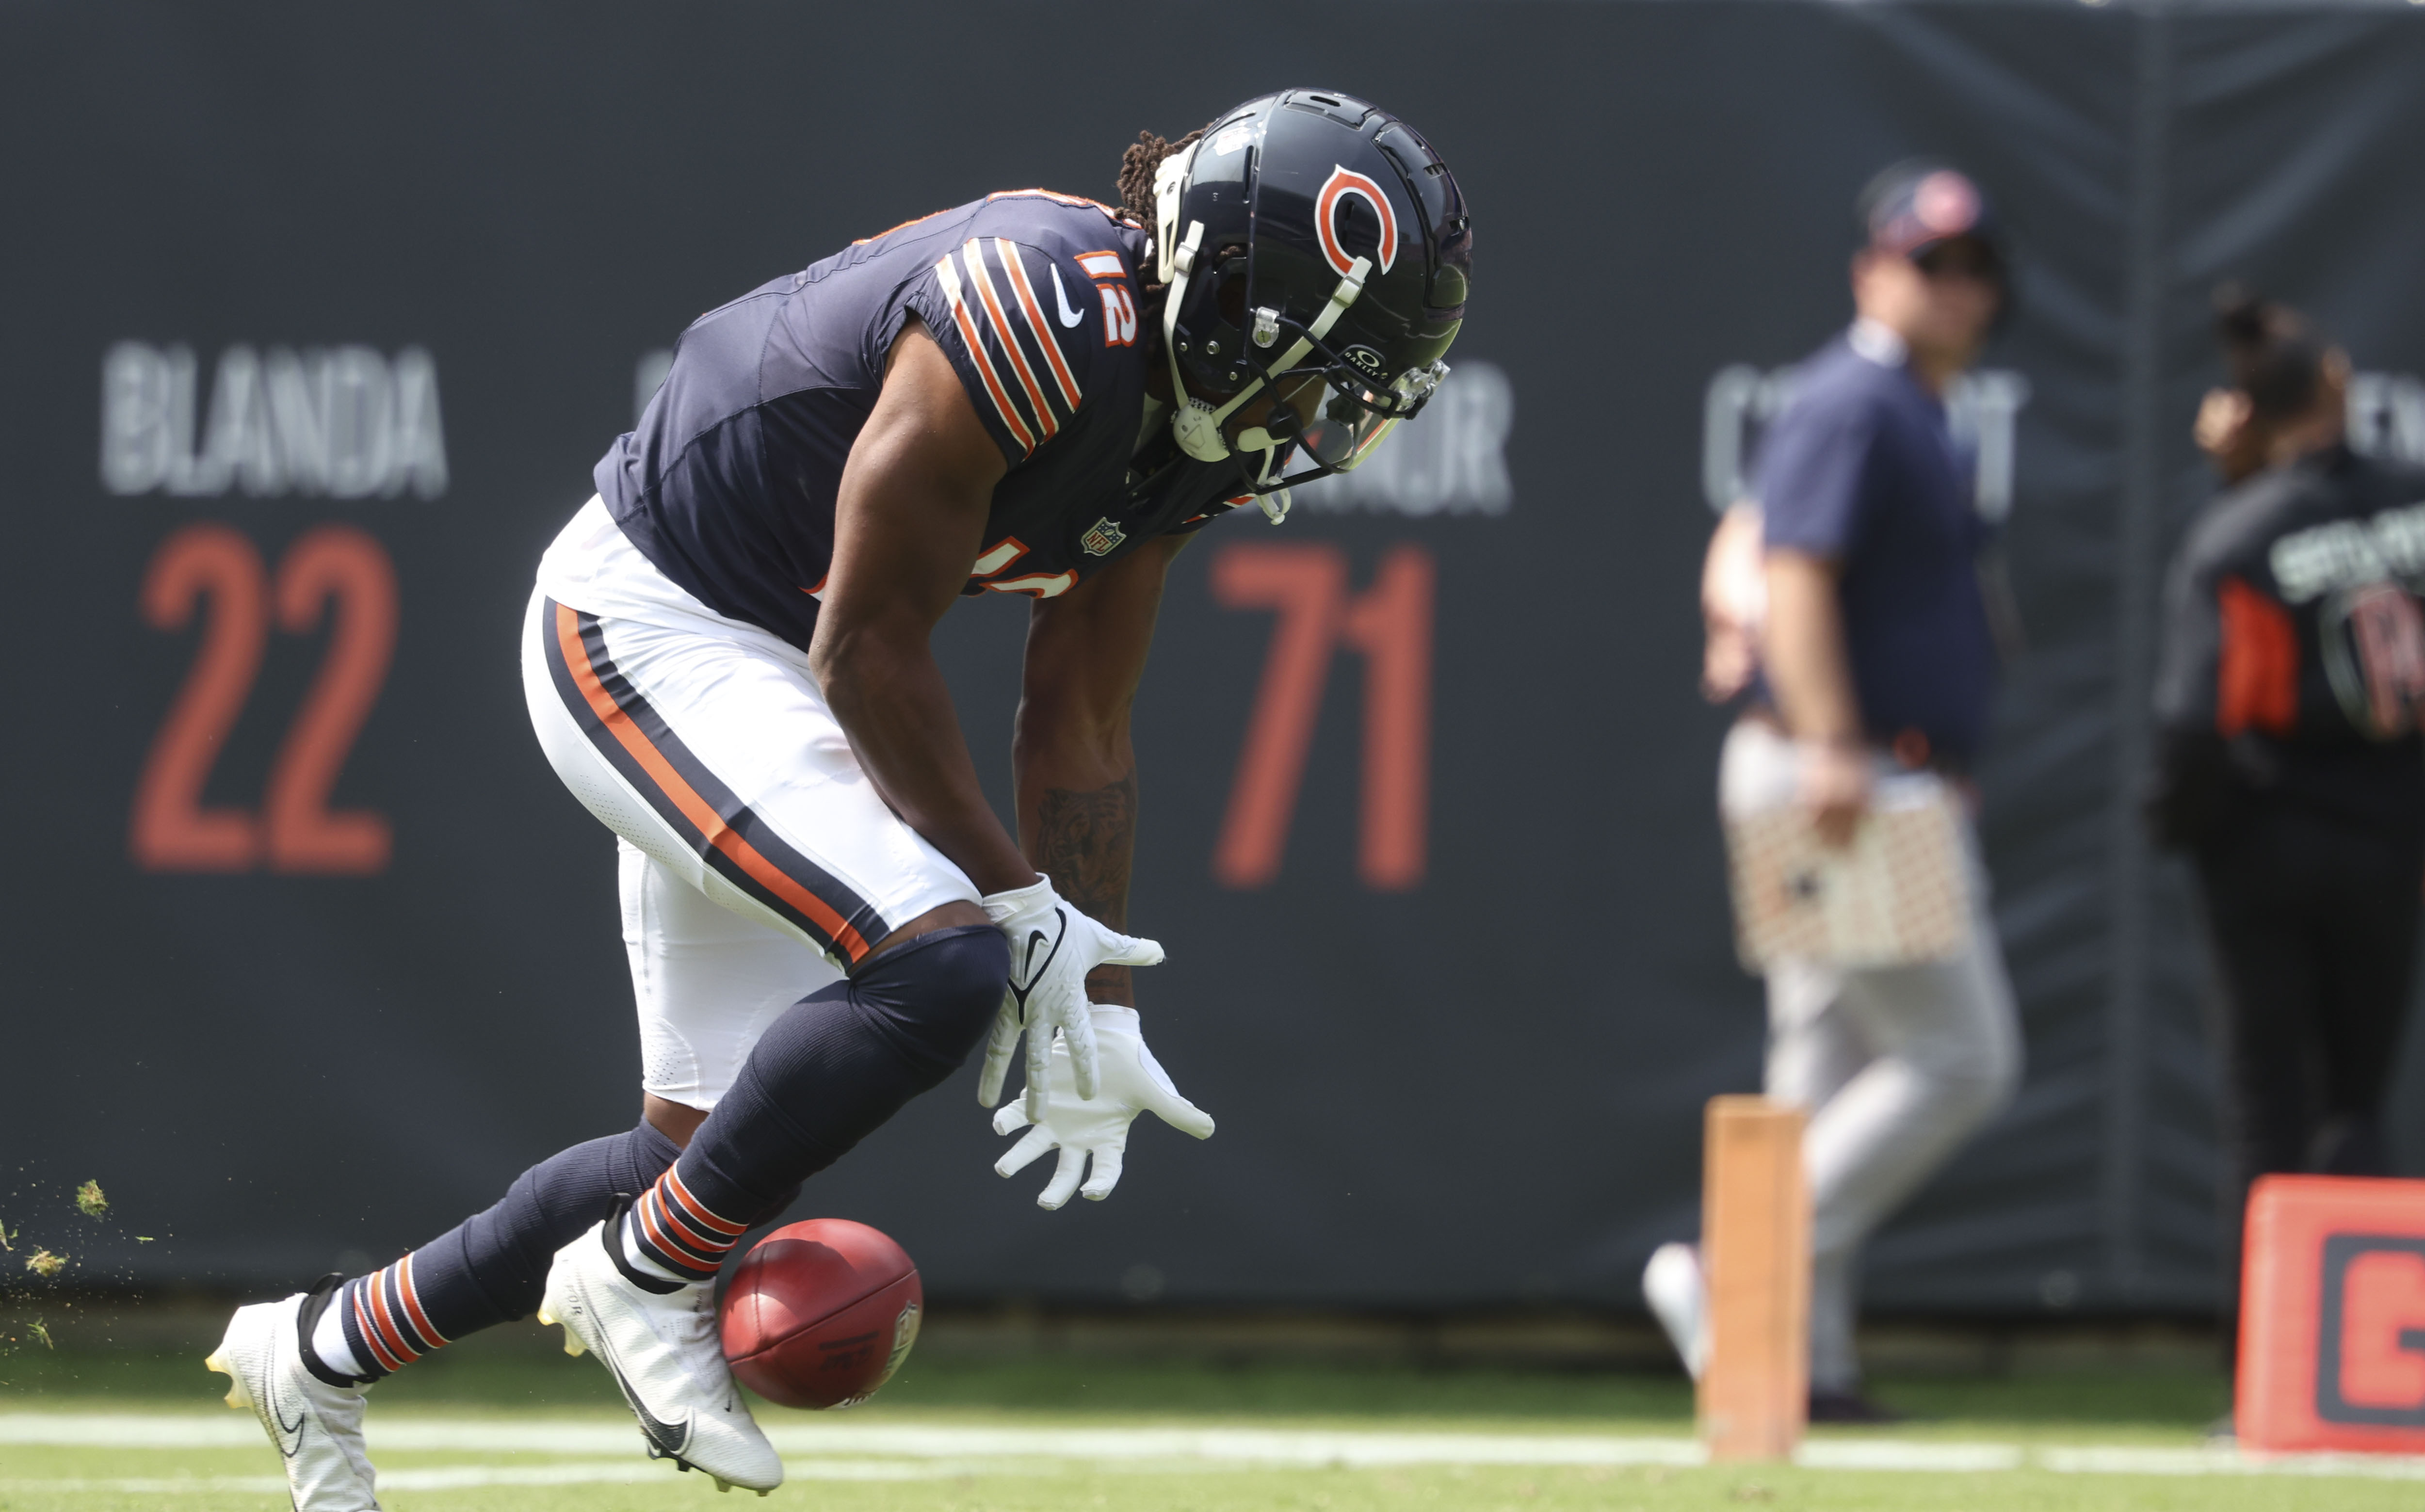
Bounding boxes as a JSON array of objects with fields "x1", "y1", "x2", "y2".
[{"x1": 1755, "y1": 325, "x2": 1997, "y2": 761}]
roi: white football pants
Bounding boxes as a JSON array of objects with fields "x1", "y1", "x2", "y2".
[
  {"x1": 522, "y1": 498, "x2": 979, "y2": 1110},
  {"x1": 1720, "y1": 719, "x2": 2022, "y2": 1393}
]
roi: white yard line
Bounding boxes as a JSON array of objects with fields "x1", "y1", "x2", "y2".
[
  {"x1": 4, "y1": 1413, "x2": 2425, "y2": 1482},
  {"x1": 0, "y1": 1458, "x2": 1006, "y2": 1494}
]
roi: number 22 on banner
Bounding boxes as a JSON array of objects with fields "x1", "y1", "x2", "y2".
[{"x1": 130, "y1": 523, "x2": 396, "y2": 875}]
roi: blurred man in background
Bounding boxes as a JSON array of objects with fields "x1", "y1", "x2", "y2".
[
  {"x1": 2148, "y1": 288, "x2": 2425, "y2": 1373},
  {"x1": 1650, "y1": 162, "x2": 2022, "y2": 1421}
]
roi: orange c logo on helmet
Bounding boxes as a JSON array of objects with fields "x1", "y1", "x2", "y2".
[{"x1": 1316, "y1": 165, "x2": 1398, "y2": 278}]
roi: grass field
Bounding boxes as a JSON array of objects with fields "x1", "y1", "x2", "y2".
[{"x1": 1, "y1": 1315, "x2": 2417, "y2": 1511}]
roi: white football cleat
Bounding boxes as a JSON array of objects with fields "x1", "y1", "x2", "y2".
[
  {"x1": 205, "y1": 1279, "x2": 381, "y2": 1512},
  {"x1": 536, "y1": 1210, "x2": 782, "y2": 1495}
]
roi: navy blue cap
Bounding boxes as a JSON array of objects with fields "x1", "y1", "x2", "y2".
[{"x1": 1859, "y1": 161, "x2": 2006, "y2": 268}]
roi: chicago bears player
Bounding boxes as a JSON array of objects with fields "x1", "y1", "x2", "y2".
[{"x1": 206, "y1": 87, "x2": 1470, "y2": 1507}]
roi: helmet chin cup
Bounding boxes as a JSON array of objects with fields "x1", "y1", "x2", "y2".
[
  {"x1": 1161, "y1": 217, "x2": 1277, "y2": 466},
  {"x1": 1170, "y1": 399, "x2": 1230, "y2": 463}
]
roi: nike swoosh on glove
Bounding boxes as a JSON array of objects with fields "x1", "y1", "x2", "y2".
[
  {"x1": 976, "y1": 875, "x2": 1164, "y2": 1119},
  {"x1": 991, "y1": 1005, "x2": 1214, "y2": 1209}
]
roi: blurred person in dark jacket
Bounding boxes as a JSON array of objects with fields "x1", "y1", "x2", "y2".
[{"x1": 2148, "y1": 286, "x2": 2425, "y2": 1351}]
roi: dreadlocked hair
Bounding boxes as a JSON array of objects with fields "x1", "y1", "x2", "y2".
[
  {"x1": 1118, "y1": 128, "x2": 1203, "y2": 289},
  {"x1": 2214, "y1": 282, "x2": 2326, "y2": 422}
]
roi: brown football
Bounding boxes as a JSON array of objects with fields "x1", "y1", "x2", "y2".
[{"x1": 718, "y1": 1219, "x2": 921, "y2": 1410}]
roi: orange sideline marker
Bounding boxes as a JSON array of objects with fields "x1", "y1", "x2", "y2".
[{"x1": 1699, "y1": 1095, "x2": 1810, "y2": 1462}]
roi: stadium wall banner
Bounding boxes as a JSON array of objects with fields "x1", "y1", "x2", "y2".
[{"x1": 7, "y1": 0, "x2": 2425, "y2": 1315}]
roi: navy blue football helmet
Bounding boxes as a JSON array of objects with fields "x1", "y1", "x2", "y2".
[{"x1": 1151, "y1": 88, "x2": 1471, "y2": 516}]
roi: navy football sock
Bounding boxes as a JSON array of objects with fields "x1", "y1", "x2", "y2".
[
  {"x1": 623, "y1": 925, "x2": 1006, "y2": 1283},
  {"x1": 325, "y1": 1118, "x2": 682, "y2": 1380}
]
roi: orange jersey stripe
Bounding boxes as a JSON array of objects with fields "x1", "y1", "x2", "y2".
[
  {"x1": 994, "y1": 238, "x2": 1083, "y2": 413},
  {"x1": 553, "y1": 605, "x2": 873, "y2": 962},
  {"x1": 934, "y1": 255, "x2": 1035, "y2": 454},
  {"x1": 663, "y1": 1168, "x2": 749, "y2": 1237},
  {"x1": 962, "y1": 241, "x2": 1058, "y2": 441}
]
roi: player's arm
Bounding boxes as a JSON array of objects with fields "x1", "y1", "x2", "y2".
[
  {"x1": 1761, "y1": 547, "x2": 1870, "y2": 846},
  {"x1": 812, "y1": 318, "x2": 1035, "y2": 898},
  {"x1": 989, "y1": 535, "x2": 1212, "y2": 1209},
  {"x1": 1013, "y1": 533, "x2": 1187, "y2": 1006},
  {"x1": 1701, "y1": 501, "x2": 1765, "y2": 703}
]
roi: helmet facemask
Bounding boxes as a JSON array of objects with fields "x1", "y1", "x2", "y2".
[{"x1": 1151, "y1": 134, "x2": 1451, "y2": 522}]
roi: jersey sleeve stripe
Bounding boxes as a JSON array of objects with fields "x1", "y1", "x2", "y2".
[
  {"x1": 933, "y1": 252, "x2": 1037, "y2": 455},
  {"x1": 993, "y1": 238, "x2": 1084, "y2": 414},
  {"x1": 961, "y1": 240, "x2": 1059, "y2": 443}
]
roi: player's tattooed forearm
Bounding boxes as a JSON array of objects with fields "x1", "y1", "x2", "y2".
[
  {"x1": 1033, "y1": 771, "x2": 1138, "y2": 928},
  {"x1": 1034, "y1": 772, "x2": 1141, "y2": 1005}
]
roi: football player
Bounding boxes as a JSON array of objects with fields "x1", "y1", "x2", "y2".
[{"x1": 207, "y1": 87, "x2": 1470, "y2": 1507}]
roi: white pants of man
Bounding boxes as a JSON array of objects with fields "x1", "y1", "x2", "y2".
[
  {"x1": 523, "y1": 497, "x2": 978, "y2": 1110},
  {"x1": 1720, "y1": 718, "x2": 2022, "y2": 1393}
]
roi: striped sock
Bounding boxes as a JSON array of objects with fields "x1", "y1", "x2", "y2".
[
  {"x1": 335, "y1": 1255, "x2": 453, "y2": 1381},
  {"x1": 620, "y1": 1166, "x2": 748, "y2": 1288}
]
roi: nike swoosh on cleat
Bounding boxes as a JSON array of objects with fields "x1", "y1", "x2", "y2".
[
  {"x1": 265, "y1": 1367, "x2": 306, "y2": 1458},
  {"x1": 1050, "y1": 264, "x2": 1085, "y2": 328},
  {"x1": 601, "y1": 1352, "x2": 692, "y2": 1459}
]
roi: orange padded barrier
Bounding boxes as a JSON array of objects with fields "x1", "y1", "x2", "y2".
[{"x1": 2240, "y1": 1174, "x2": 2425, "y2": 1455}]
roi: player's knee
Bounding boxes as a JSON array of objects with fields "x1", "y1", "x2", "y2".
[{"x1": 852, "y1": 923, "x2": 1007, "y2": 1073}]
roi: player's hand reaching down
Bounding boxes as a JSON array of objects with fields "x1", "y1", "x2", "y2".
[
  {"x1": 992, "y1": 1006, "x2": 1214, "y2": 1208},
  {"x1": 977, "y1": 875, "x2": 1164, "y2": 1118}
]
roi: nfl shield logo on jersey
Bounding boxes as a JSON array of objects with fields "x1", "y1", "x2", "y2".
[{"x1": 1081, "y1": 517, "x2": 1127, "y2": 556}]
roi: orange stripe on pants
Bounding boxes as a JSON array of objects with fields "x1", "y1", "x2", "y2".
[{"x1": 553, "y1": 604, "x2": 872, "y2": 962}]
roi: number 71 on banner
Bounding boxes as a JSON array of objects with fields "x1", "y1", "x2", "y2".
[{"x1": 1209, "y1": 541, "x2": 1433, "y2": 892}]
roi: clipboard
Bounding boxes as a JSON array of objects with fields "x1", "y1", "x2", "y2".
[{"x1": 1724, "y1": 779, "x2": 1974, "y2": 970}]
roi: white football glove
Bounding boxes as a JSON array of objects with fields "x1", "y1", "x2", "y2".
[
  {"x1": 976, "y1": 875, "x2": 1164, "y2": 1119},
  {"x1": 991, "y1": 1006, "x2": 1214, "y2": 1208}
]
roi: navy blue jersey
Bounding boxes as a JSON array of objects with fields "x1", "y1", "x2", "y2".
[
  {"x1": 1755, "y1": 327, "x2": 1998, "y2": 762},
  {"x1": 596, "y1": 191, "x2": 1249, "y2": 649}
]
